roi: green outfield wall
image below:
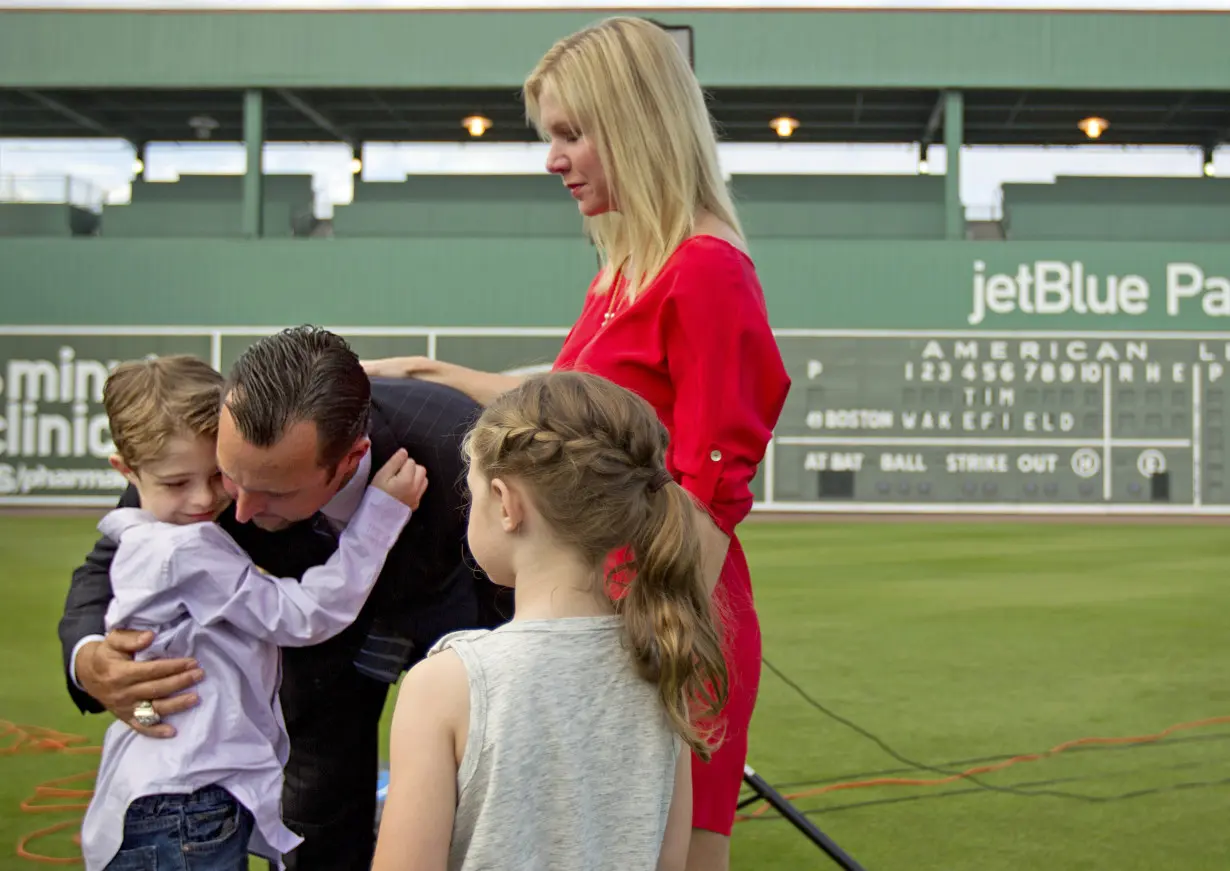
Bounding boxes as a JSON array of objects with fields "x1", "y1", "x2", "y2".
[
  {"x1": 3, "y1": 239, "x2": 1229, "y2": 331},
  {"x1": 4, "y1": 239, "x2": 1230, "y2": 514}
]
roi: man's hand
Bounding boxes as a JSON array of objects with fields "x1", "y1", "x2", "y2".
[
  {"x1": 75, "y1": 629, "x2": 204, "y2": 738},
  {"x1": 372, "y1": 449, "x2": 430, "y2": 512},
  {"x1": 361, "y1": 356, "x2": 438, "y2": 381}
]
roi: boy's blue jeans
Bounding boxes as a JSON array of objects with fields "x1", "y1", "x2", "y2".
[{"x1": 104, "y1": 785, "x2": 254, "y2": 871}]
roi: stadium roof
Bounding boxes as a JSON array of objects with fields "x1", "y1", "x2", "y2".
[{"x1": 2, "y1": 86, "x2": 1228, "y2": 148}]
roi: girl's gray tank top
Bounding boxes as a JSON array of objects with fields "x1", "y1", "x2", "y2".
[{"x1": 429, "y1": 615, "x2": 683, "y2": 871}]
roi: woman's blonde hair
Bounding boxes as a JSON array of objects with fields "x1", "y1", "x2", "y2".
[
  {"x1": 524, "y1": 16, "x2": 743, "y2": 301},
  {"x1": 463, "y1": 371, "x2": 729, "y2": 759}
]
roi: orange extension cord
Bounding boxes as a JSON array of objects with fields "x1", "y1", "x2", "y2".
[
  {"x1": 7, "y1": 715, "x2": 1230, "y2": 863},
  {"x1": 2, "y1": 720, "x2": 99, "y2": 865},
  {"x1": 736, "y1": 715, "x2": 1230, "y2": 821}
]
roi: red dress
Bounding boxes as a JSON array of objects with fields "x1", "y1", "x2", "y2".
[{"x1": 552, "y1": 234, "x2": 791, "y2": 835}]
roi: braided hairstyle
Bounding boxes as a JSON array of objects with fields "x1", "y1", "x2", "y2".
[{"x1": 464, "y1": 370, "x2": 729, "y2": 759}]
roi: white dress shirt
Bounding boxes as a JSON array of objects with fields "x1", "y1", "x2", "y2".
[{"x1": 79, "y1": 481, "x2": 410, "y2": 870}]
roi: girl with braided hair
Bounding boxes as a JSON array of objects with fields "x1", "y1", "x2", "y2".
[
  {"x1": 371, "y1": 370, "x2": 727, "y2": 871},
  {"x1": 363, "y1": 16, "x2": 791, "y2": 869}
]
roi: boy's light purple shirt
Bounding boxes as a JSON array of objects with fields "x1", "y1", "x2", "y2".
[
  {"x1": 79, "y1": 485, "x2": 410, "y2": 871},
  {"x1": 68, "y1": 450, "x2": 374, "y2": 685}
]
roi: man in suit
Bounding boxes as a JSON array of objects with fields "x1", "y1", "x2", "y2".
[{"x1": 58, "y1": 325, "x2": 508, "y2": 871}]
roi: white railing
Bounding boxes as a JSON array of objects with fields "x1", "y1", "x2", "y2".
[
  {"x1": 964, "y1": 203, "x2": 1004, "y2": 223},
  {"x1": 0, "y1": 174, "x2": 111, "y2": 213}
]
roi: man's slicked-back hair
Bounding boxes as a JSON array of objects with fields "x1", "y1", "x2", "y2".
[{"x1": 223, "y1": 325, "x2": 371, "y2": 470}]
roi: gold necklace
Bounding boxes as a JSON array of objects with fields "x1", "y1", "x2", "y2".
[
  {"x1": 602, "y1": 290, "x2": 623, "y2": 326},
  {"x1": 601, "y1": 265, "x2": 631, "y2": 327}
]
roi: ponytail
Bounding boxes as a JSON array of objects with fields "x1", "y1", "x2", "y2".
[
  {"x1": 618, "y1": 479, "x2": 730, "y2": 761},
  {"x1": 463, "y1": 370, "x2": 731, "y2": 758}
]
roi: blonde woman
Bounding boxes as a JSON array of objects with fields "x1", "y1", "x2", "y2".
[{"x1": 364, "y1": 17, "x2": 791, "y2": 870}]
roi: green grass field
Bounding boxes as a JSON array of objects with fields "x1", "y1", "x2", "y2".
[{"x1": 3, "y1": 513, "x2": 1228, "y2": 870}]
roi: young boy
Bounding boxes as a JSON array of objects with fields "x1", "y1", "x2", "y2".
[{"x1": 79, "y1": 354, "x2": 428, "y2": 871}]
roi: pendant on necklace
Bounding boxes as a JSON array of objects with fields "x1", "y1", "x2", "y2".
[{"x1": 602, "y1": 287, "x2": 624, "y2": 327}]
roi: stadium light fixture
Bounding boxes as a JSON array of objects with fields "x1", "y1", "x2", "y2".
[
  {"x1": 1078, "y1": 116, "x2": 1109, "y2": 139},
  {"x1": 188, "y1": 114, "x2": 219, "y2": 140},
  {"x1": 771, "y1": 116, "x2": 799, "y2": 138},
  {"x1": 463, "y1": 115, "x2": 492, "y2": 138}
]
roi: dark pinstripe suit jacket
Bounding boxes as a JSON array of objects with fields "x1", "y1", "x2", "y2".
[{"x1": 57, "y1": 377, "x2": 510, "y2": 715}]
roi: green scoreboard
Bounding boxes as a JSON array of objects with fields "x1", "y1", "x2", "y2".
[
  {"x1": 767, "y1": 330, "x2": 1229, "y2": 514},
  {"x1": 3, "y1": 324, "x2": 1229, "y2": 515}
]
